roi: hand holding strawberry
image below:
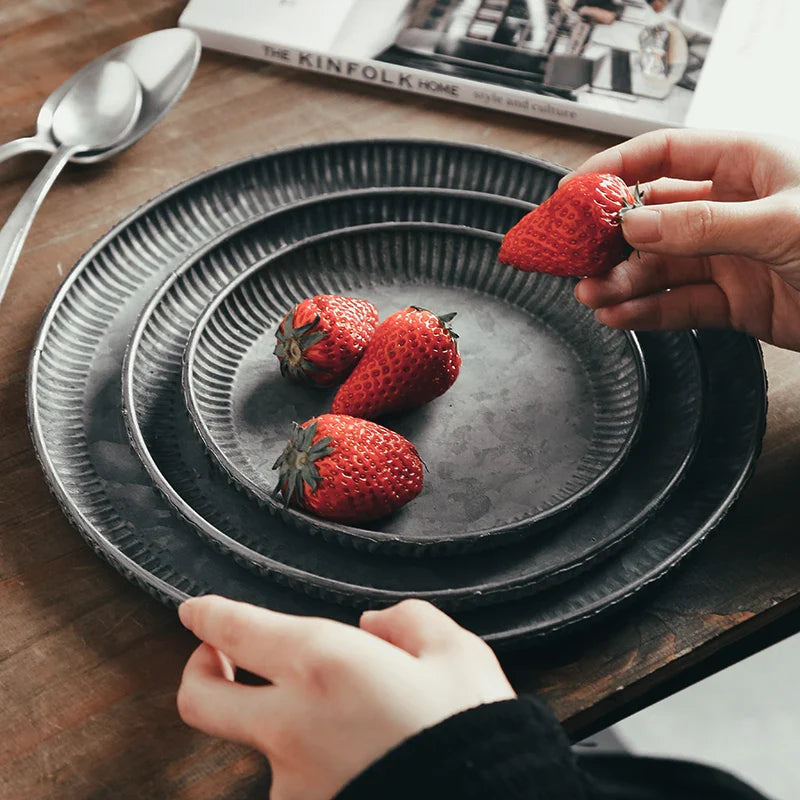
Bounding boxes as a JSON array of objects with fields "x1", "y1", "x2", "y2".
[
  {"x1": 273, "y1": 414, "x2": 423, "y2": 523},
  {"x1": 331, "y1": 307, "x2": 461, "y2": 420},
  {"x1": 274, "y1": 295, "x2": 378, "y2": 387},
  {"x1": 499, "y1": 173, "x2": 642, "y2": 277},
  {"x1": 568, "y1": 130, "x2": 800, "y2": 350}
]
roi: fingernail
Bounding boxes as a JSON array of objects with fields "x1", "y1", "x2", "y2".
[
  {"x1": 608, "y1": 258, "x2": 632, "y2": 276},
  {"x1": 360, "y1": 609, "x2": 377, "y2": 621},
  {"x1": 621, "y1": 207, "x2": 661, "y2": 243},
  {"x1": 595, "y1": 308, "x2": 611, "y2": 325},
  {"x1": 178, "y1": 600, "x2": 194, "y2": 629}
]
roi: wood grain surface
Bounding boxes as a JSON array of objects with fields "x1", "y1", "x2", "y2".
[{"x1": 2, "y1": 2, "x2": 800, "y2": 798}]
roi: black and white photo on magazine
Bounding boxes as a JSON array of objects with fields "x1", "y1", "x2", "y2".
[{"x1": 369, "y1": 0, "x2": 726, "y2": 126}]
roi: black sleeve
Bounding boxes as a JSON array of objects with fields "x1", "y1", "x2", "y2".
[{"x1": 334, "y1": 696, "x2": 590, "y2": 800}]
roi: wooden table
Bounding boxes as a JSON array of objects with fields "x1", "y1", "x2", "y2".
[{"x1": 2, "y1": 3, "x2": 800, "y2": 798}]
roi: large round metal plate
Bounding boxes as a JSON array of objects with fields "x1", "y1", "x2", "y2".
[{"x1": 27, "y1": 140, "x2": 765, "y2": 646}]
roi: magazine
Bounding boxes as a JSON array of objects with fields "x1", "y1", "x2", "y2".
[{"x1": 178, "y1": 0, "x2": 787, "y2": 138}]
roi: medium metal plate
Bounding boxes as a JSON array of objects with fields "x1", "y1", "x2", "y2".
[{"x1": 124, "y1": 193, "x2": 688, "y2": 607}]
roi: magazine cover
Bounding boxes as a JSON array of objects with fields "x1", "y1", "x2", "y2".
[{"x1": 180, "y1": 0, "x2": 728, "y2": 137}]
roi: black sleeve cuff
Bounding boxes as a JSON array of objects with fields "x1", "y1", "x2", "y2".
[{"x1": 334, "y1": 696, "x2": 589, "y2": 800}]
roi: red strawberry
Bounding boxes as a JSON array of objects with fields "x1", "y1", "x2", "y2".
[
  {"x1": 499, "y1": 173, "x2": 643, "y2": 277},
  {"x1": 272, "y1": 414, "x2": 423, "y2": 523},
  {"x1": 331, "y1": 307, "x2": 461, "y2": 420},
  {"x1": 274, "y1": 295, "x2": 378, "y2": 387}
]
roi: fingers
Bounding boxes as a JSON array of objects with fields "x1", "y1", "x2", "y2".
[
  {"x1": 638, "y1": 178, "x2": 713, "y2": 206},
  {"x1": 179, "y1": 595, "x2": 352, "y2": 680},
  {"x1": 360, "y1": 599, "x2": 475, "y2": 658},
  {"x1": 360, "y1": 602, "x2": 515, "y2": 707},
  {"x1": 176, "y1": 643, "x2": 268, "y2": 746},
  {"x1": 620, "y1": 198, "x2": 781, "y2": 260},
  {"x1": 180, "y1": 595, "x2": 403, "y2": 683},
  {"x1": 561, "y1": 128, "x2": 751, "y2": 185},
  {"x1": 576, "y1": 252, "x2": 711, "y2": 309},
  {"x1": 594, "y1": 283, "x2": 732, "y2": 331}
]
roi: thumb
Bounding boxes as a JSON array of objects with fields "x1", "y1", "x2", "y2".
[
  {"x1": 360, "y1": 599, "x2": 470, "y2": 657},
  {"x1": 621, "y1": 198, "x2": 780, "y2": 260}
]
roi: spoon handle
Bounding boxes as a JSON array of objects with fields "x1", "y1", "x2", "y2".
[
  {"x1": 0, "y1": 145, "x2": 75, "y2": 305},
  {"x1": 0, "y1": 136, "x2": 54, "y2": 168}
]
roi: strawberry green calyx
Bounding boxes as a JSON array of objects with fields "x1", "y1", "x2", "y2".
[
  {"x1": 272, "y1": 420, "x2": 334, "y2": 508},
  {"x1": 619, "y1": 181, "x2": 645, "y2": 219},
  {"x1": 436, "y1": 311, "x2": 459, "y2": 341},
  {"x1": 619, "y1": 182, "x2": 645, "y2": 258},
  {"x1": 273, "y1": 309, "x2": 326, "y2": 380},
  {"x1": 411, "y1": 307, "x2": 460, "y2": 343}
]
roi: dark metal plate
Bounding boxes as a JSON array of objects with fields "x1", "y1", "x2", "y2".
[
  {"x1": 124, "y1": 193, "x2": 693, "y2": 606},
  {"x1": 27, "y1": 140, "x2": 765, "y2": 646}
]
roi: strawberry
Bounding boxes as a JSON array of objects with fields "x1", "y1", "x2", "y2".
[
  {"x1": 331, "y1": 307, "x2": 461, "y2": 420},
  {"x1": 274, "y1": 295, "x2": 378, "y2": 387},
  {"x1": 272, "y1": 414, "x2": 423, "y2": 523},
  {"x1": 499, "y1": 173, "x2": 643, "y2": 277}
]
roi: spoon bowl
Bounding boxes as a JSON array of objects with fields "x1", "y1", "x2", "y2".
[
  {"x1": 73, "y1": 28, "x2": 201, "y2": 163},
  {"x1": 52, "y1": 61, "x2": 142, "y2": 150},
  {"x1": 0, "y1": 28, "x2": 200, "y2": 166}
]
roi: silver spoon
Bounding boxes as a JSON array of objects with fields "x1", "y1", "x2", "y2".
[
  {"x1": 0, "y1": 28, "x2": 200, "y2": 166},
  {"x1": 0, "y1": 61, "x2": 142, "y2": 304}
]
